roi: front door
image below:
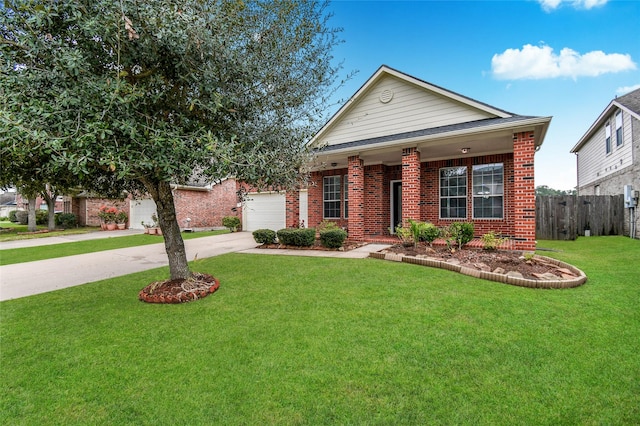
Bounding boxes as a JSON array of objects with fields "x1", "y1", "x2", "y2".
[{"x1": 391, "y1": 181, "x2": 402, "y2": 232}]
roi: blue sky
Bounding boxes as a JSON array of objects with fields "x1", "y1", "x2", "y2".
[{"x1": 325, "y1": 0, "x2": 640, "y2": 190}]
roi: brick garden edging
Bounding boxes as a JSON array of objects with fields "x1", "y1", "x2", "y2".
[{"x1": 369, "y1": 252, "x2": 587, "y2": 289}]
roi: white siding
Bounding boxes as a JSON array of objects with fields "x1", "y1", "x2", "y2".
[
  {"x1": 321, "y1": 75, "x2": 494, "y2": 146},
  {"x1": 577, "y1": 109, "x2": 634, "y2": 187}
]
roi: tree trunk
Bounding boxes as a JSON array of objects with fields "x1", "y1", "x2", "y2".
[
  {"x1": 27, "y1": 198, "x2": 37, "y2": 232},
  {"x1": 145, "y1": 180, "x2": 191, "y2": 280},
  {"x1": 41, "y1": 190, "x2": 57, "y2": 231}
]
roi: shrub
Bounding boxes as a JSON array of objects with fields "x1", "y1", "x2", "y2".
[
  {"x1": 277, "y1": 228, "x2": 316, "y2": 247},
  {"x1": 56, "y1": 213, "x2": 77, "y2": 228},
  {"x1": 481, "y1": 231, "x2": 506, "y2": 250},
  {"x1": 395, "y1": 225, "x2": 413, "y2": 247},
  {"x1": 15, "y1": 210, "x2": 28, "y2": 225},
  {"x1": 222, "y1": 216, "x2": 241, "y2": 232},
  {"x1": 252, "y1": 229, "x2": 276, "y2": 245},
  {"x1": 448, "y1": 222, "x2": 474, "y2": 249},
  {"x1": 320, "y1": 228, "x2": 347, "y2": 249},
  {"x1": 35, "y1": 210, "x2": 48, "y2": 225},
  {"x1": 317, "y1": 220, "x2": 339, "y2": 232},
  {"x1": 8, "y1": 210, "x2": 17, "y2": 222},
  {"x1": 420, "y1": 222, "x2": 440, "y2": 246}
]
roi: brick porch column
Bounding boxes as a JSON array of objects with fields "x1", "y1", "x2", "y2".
[
  {"x1": 348, "y1": 155, "x2": 365, "y2": 240},
  {"x1": 285, "y1": 191, "x2": 300, "y2": 228},
  {"x1": 513, "y1": 132, "x2": 536, "y2": 251},
  {"x1": 402, "y1": 147, "x2": 421, "y2": 223}
]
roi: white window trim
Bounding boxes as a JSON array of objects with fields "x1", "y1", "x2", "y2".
[
  {"x1": 615, "y1": 111, "x2": 623, "y2": 147},
  {"x1": 439, "y1": 166, "x2": 468, "y2": 220},
  {"x1": 323, "y1": 175, "x2": 341, "y2": 219},
  {"x1": 343, "y1": 174, "x2": 349, "y2": 219},
  {"x1": 605, "y1": 122, "x2": 612, "y2": 154},
  {"x1": 472, "y1": 163, "x2": 504, "y2": 220}
]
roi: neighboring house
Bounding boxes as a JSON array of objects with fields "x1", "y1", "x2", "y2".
[
  {"x1": 73, "y1": 178, "x2": 240, "y2": 230},
  {"x1": 570, "y1": 88, "x2": 640, "y2": 237},
  {"x1": 274, "y1": 65, "x2": 552, "y2": 251}
]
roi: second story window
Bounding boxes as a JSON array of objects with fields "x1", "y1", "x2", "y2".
[
  {"x1": 605, "y1": 123, "x2": 611, "y2": 154},
  {"x1": 615, "y1": 111, "x2": 623, "y2": 147}
]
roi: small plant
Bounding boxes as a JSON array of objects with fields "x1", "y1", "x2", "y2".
[
  {"x1": 98, "y1": 205, "x2": 118, "y2": 223},
  {"x1": 317, "y1": 220, "x2": 339, "y2": 233},
  {"x1": 116, "y1": 210, "x2": 128, "y2": 224},
  {"x1": 320, "y1": 228, "x2": 347, "y2": 249},
  {"x1": 448, "y1": 222, "x2": 474, "y2": 250},
  {"x1": 395, "y1": 225, "x2": 414, "y2": 247},
  {"x1": 252, "y1": 229, "x2": 276, "y2": 245},
  {"x1": 276, "y1": 228, "x2": 316, "y2": 247},
  {"x1": 222, "y1": 216, "x2": 241, "y2": 232},
  {"x1": 481, "y1": 231, "x2": 506, "y2": 251}
]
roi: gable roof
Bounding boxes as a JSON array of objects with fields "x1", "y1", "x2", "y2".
[
  {"x1": 310, "y1": 65, "x2": 551, "y2": 159},
  {"x1": 571, "y1": 88, "x2": 640, "y2": 153}
]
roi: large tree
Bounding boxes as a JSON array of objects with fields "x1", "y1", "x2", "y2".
[{"x1": 1, "y1": 0, "x2": 343, "y2": 280}]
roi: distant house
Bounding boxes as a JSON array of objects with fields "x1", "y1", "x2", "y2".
[
  {"x1": 254, "y1": 65, "x2": 551, "y2": 251},
  {"x1": 570, "y1": 88, "x2": 640, "y2": 237},
  {"x1": 74, "y1": 179, "x2": 240, "y2": 230}
]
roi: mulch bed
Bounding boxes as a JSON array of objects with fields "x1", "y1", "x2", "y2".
[
  {"x1": 383, "y1": 243, "x2": 572, "y2": 280},
  {"x1": 139, "y1": 273, "x2": 219, "y2": 304},
  {"x1": 257, "y1": 240, "x2": 367, "y2": 251}
]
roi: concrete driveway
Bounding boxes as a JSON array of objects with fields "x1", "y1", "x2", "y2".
[{"x1": 0, "y1": 231, "x2": 389, "y2": 301}]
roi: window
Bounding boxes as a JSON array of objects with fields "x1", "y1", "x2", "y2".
[
  {"x1": 440, "y1": 167, "x2": 467, "y2": 219},
  {"x1": 605, "y1": 123, "x2": 612, "y2": 154},
  {"x1": 323, "y1": 176, "x2": 341, "y2": 219},
  {"x1": 343, "y1": 175, "x2": 349, "y2": 218},
  {"x1": 615, "y1": 111, "x2": 623, "y2": 147},
  {"x1": 473, "y1": 163, "x2": 504, "y2": 219}
]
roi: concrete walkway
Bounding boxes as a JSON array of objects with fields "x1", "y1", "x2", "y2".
[{"x1": 0, "y1": 231, "x2": 389, "y2": 301}]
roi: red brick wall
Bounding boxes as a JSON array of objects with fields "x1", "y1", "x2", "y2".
[
  {"x1": 513, "y1": 132, "x2": 536, "y2": 251},
  {"x1": 422, "y1": 154, "x2": 515, "y2": 237},
  {"x1": 286, "y1": 191, "x2": 300, "y2": 228},
  {"x1": 348, "y1": 155, "x2": 365, "y2": 240},
  {"x1": 402, "y1": 147, "x2": 421, "y2": 223},
  {"x1": 307, "y1": 151, "x2": 526, "y2": 243},
  {"x1": 172, "y1": 180, "x2": 239, "y2": 229},
  {"x1": 307, "y1": 169, "x2": 348, "y2": 230},
  {"x1": 364, "y1": 164, "x2": 387, "y2": 237},
  {"x1": 78, "y1": 198, "x2": 129, "y2": 227}
]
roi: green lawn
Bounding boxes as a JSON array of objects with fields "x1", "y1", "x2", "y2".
[
  {"x1": 1, "y1": 237, "x2": 639, "y2": 424},
  {"x1": 0, "y1": 221, "x2": 102, "y2": 242},
  {"x1": 0, "y1": 229, "x2": 229, "y2": 266}
]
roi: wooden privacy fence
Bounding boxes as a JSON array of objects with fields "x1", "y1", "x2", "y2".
[{"x1": 535, "y1": 195, "x2": 625, "y2": 240}]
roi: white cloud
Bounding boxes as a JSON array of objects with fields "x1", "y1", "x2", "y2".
[
  {"x1": 538, "y1": 0, "x2": 608, "y2": 11},
  {"x1": 617, "y1": 84, "x2": 640, "y2": 95},
  {"x1": 492, "y1": 44, "x2": 636, "y2": 80}
]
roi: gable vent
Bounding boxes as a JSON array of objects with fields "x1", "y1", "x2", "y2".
[{"x1": 379, "y1": 89, "x2": 394, "y2": 103}]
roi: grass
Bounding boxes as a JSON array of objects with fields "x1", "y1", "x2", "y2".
[
  {"x1": 1, "y1": 236, "x2": 639, "y2": 424},
  {"x1": 0, "y1": 228, "x2": 229, "y2": 266},
  {"x1": 0, "y1": 221, "x2": 102, "y2": 242}
]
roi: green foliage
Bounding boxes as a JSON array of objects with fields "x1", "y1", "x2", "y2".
[
  {"x1": 8, "y1": 210, "x2": 17, "y2": 222},
  {"x1": 481, "y1": 231, "x2": 507, "y2": 250},
  {"x1": 317, "y1": 220, "x2": 339, "y2": 232},
  {"x1": 0, "y1": 0, "x2": 345, "y2": 279},
  {"x1": 395, "y1": 225, "x2": 414, "y2": 246},
  {"x1": 14, "y1": 211, "x2": 27, "y2": 225},
  {"x1": 55, "y1": 213, "x2": 77, "y2": 229},
  {"x1": 407, "y1": 219, "x2": 441, "y2": 246},
  {"x1": 222, "y1": 216, "x2": 241, "y2": 232},
  {"x1": 319, "y1": 228, "x2": 347, "y2": 249},
  {"x1": 448, "y1": 222, "x2": 475, "y2": 249},
  {"x1": 277, "y1": 228, "x2": 316, "y2": 247},
  {"x1": 252, "y1": 229, "x2": 277, "y2": 245},
  {"x1": 535, "y1": 185, "x2": 576, "y2": 196}
]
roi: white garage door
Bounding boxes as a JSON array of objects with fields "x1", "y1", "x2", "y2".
[
  {"x1": 129, "y1": 198, "x2": 157, "y2": 230},
  {"x1": 243, "y1": 192, "x2": 286, "y2": 232}
]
